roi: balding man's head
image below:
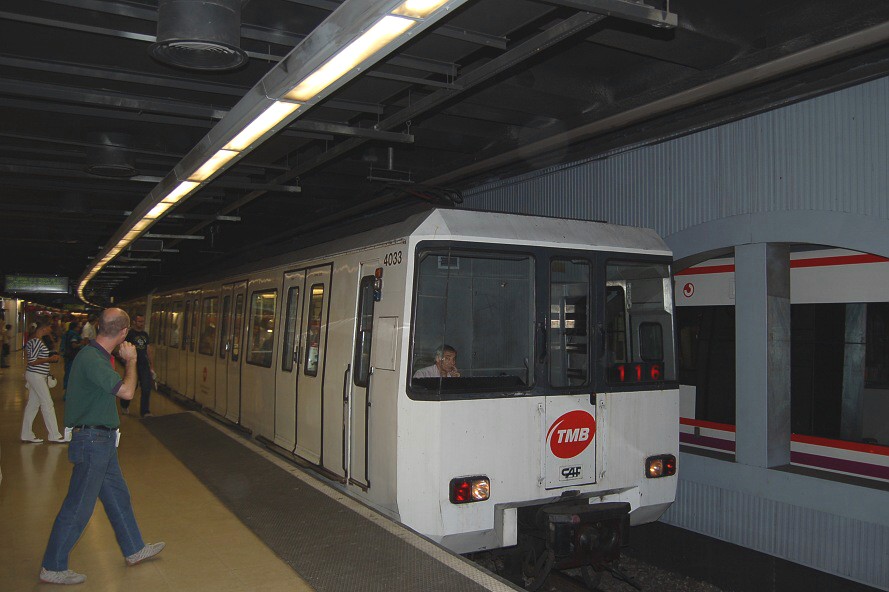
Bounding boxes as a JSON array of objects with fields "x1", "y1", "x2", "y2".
[{"x1": 98, "y1": 308, "x2": 130, "y2": 337}]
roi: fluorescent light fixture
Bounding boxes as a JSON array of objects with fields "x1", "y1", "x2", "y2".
[
  {"x1": 132, "y1": 219, "x2": 152, "y2": 233},
  {"x1": 285, "y1": 15, "x2": 415, "y2": 102},
  {"x1": 188, "y1": 149, "x2": 240, "y2": 182},
  {"x1": 392, "y1": 0, "x2": 450, "y2": 18},
  {"x1": 162, "y1": 181, "x2": 200, "y2": 205},
  {"x1": 146, "y1": 201, "x2": 174, "y2": 219},
  {"x1": 224, "y1": 101, "x2": 301, "y2": 152}
]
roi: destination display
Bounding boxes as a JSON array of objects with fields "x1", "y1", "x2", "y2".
[{"x1": 4, "y1": 274, "x2": 69, "y2": 294}]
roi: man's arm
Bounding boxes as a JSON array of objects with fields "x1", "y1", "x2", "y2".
[{"x1": 116, "y1": 341, "x2": 139, "y2": 400}]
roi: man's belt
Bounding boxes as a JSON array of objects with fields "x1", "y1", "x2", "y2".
[{"x1": 71, "y1": 425, "x2": 114, "y2": 431}]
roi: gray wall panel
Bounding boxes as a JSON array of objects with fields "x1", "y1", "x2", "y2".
[{"x1": 465, "y1": 76, "x2": 889, "y2": 238}]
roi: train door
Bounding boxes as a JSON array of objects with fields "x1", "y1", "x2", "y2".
[
  {"x1": 225, "y1": 282, "x2": 247, "y2": 423},
  {"x1": 185, "y1": 293, "x2": 200, "y2": 399},
  {"x1": 214, "y1": 290, "x2": 232, "y2": 416},
  {"x1": 274, "y1": 270, "x2": 305, "y2": 450},
  {"x1": 295, "y1": 266, "x2": 331, "y2": 466},
  {"x1": 348, "y1": 262, "x2": 381, "y2": 488},
  {"x1": 544, "y1": 257, "x2": 598, "y2": 489}
]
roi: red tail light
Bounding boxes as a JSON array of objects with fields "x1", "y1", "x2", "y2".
[{"x1": 449, "y1": 476, "x2": 490, "y2": 504}]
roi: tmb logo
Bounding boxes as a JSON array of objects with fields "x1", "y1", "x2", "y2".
[{"x1": 546, "y1": 410, "x2": 596, "y2": 459}]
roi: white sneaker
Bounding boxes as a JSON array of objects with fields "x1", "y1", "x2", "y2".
[
  {"x1": 39, "y1": 567, "x2": 86, "y2": 584},
  {"x1": 126, "y1": 542, "x2": 165, "y2": 566},
  {"x1": 22, "y1": 437, "x2": 44, "y2": 443}
]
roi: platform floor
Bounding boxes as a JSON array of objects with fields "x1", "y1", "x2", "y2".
[
  {"x1": 0, "y1": 352, "x2": 313, "y2": 592},
  {"x1": 0, "y1": 351, "x2": 512, "y2": 592}
]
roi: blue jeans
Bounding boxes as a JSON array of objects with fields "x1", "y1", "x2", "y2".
[{"x1": 42, "y1": 429, "x2": 144, "y2": 570}]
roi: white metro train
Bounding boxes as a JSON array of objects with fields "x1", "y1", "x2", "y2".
[{"x1": 139, "y1": 209, "x2": 680, "y2": 579}]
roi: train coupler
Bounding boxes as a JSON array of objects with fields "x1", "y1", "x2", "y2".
[{"x1": 538, "y1": 501, "x2": 630, "y2": 571}]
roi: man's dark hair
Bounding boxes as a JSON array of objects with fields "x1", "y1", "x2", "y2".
[
  {"x1": 98, "y1": 308, "x2": 130, "y2": 336},
  {"x1": 35, "y1": 316, "x2": 52, "y2": 329}
]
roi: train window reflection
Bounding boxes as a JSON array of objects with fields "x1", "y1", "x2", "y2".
[
  {"x1": 219, "y1": 295, "x2": 230, "y2": 360},
  {"x1": 232, "y1": 293, "x2": 244, "y2": 362},
  {"x1": 247, "y1": 290, "x2": 277, "y2": 367},
  {"x1": 282, "y1": 287, "x2": 300, "y2": 372},
  {"x1": 199, "y1": 296, "x2": 218, "y2": 356},
  {"x1": 550, "y1": 259, "x2": 590, "y2": 387},
  {"x1": 411, "y1": 249, "x2": 535, "y2": 396},
  {"x1": 605, "y1": 261, "x2": 676, "y2": 385},
  {"x1": 169, "y1": 302, "x2": 182, "y2": 348}
]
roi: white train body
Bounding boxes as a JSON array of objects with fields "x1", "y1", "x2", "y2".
[{"x1": 144, "y1": 209, "x2": 680, "y2": 554}]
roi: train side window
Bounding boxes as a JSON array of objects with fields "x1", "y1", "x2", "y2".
[
  {"x1": 353, "y1": 276, "x2": 375, "y2": 387},
  {"x1": 282, "y1": 286, "x2": 300, "y2": 372},
  {"x1": 304, "y1": 284, "x2": 325, "y2": 377},
  {"x1": 231, "y1": 293, "x2": 244, "y2": 362},
  {"x1": 198, "y1": 296, "x2": 218, "y2": 356},
  {"x1": 605, "y1": 261, "x2": 676, "y2": 386},
  {"x1": 170, "y1": 302, "x2": 182, "y2": 348},
  {"x1": 219, "y1": 296, "x2": 231, "y2": 360},
  {"x1": 189, "y1": 299, "x2": 200, "y2": 353},
  {"x1": 247, "y1": 290, "x2": 277, "y2": 367},
  {"x1": 550, "y1": 258, "x2": 591, "y2": 387},
  {"x1": 182, "y1": 301, "x2": 191, "y2": 351},
  {"x1": 639, "y1": 322, "x2": 663, "y2": 361}
]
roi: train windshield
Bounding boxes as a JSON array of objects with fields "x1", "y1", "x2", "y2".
[
  {"x1": 605, "y1": 261, "x2": 676, "y2": 385},
  {"x1": 411, "y1": 249, "x2": 535, "y2": 395}
]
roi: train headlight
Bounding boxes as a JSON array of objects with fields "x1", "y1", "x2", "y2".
[
  {"x1": 645, "y1": 454, "x2": 676, "y2": 478},
  {"x1": 449, "y1": 476, "x2": 490, "y2": 504}
]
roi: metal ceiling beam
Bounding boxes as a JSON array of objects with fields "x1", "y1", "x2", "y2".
[
  {"x1": 290, "y1": 121, "x2": 413, "y2": 143},
  {"x1": 538, "y1": 0, "x2": 677, "y2": 28},
  {"x1": 0, "y1": 97, "x2": 336, "y2": 141},
  {"x1": 366, "y1": 70, "x2": 459, "y2": 90},
  {"x1": 0, "y1": 55, "x2": 386, "y2": 114}
]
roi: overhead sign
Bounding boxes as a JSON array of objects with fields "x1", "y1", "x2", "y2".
[{"x1": 4, "y1": 274, "x2": 69, "y2": 295}]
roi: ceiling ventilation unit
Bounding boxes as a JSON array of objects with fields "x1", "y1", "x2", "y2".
[
  {"x1": 84, "y1": 132, "x2": 138, "y2": 178},
  {"x1": 149, "y1": 0, "x2": 248, "y2": 71}
]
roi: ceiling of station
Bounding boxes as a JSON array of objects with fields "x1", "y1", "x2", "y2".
[{"x1": 3, "y1": 0, "x2": 889, "y2": 306}]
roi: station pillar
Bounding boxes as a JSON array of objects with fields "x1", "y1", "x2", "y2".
[{"x1": 734, "y1": 242, "x2": 791, "y2": 468}]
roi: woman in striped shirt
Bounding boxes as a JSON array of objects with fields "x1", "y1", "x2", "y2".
[{"x1": 21, "y1": 317, "x2": 64, "y2": 443}]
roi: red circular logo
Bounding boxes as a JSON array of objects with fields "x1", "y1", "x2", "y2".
[
  {"x1": 547, "y1": 410, "x2": 596, "y2": 459},
  {"x1": 683, "y1": 282, "x2": 694, "y2": 297}
]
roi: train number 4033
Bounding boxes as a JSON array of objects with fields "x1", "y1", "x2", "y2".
[{"x1": 383, "y1": 251, "x2": 403, "y2": 266}]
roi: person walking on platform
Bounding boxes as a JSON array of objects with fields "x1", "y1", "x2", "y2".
[
  {"x1": 79, "y1": 314, "x2": 97, "y2": 342},
  {"x1": 120, "y1": 314, "x2": 154, "y2": 417},
  {"x1": 39, "y1": 308, "x2": 164, "y2": 585},
  {"x1": 1, "y1": 323, "x2": 11, "y2": 367},
  {"x1": 61, "y1": 321, "x2": 84, "y2": 392},
  {"x1": 21, "y1": 317, "x2": 65, "y2": 444}
]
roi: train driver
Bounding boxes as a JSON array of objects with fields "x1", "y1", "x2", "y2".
[{"x1": 413, "y1": 344, "x2": 461, "y2": 378}]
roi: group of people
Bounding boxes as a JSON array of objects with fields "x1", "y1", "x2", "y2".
[
  {"x1": 17, "y1": 308, "x2": 164, "y2": 585},
  {"x1": 20, "y1": 313, "x2": 155, "y2": 444}
]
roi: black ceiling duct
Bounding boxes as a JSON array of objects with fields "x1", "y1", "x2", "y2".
[
  {"x1": 84, "y1": 132, "x2": 138, "y2": 178},
  {"x1": 149, "y1": 0, "x2": 248, "y2": 71}
]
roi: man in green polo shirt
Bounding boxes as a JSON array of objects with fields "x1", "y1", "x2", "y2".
[{"x1": 39, "y1": 308, "x2": 165, "y2": 585}]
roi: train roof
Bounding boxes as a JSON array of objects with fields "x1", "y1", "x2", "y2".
[
  {"x1": 153, "y1": 209, "x2": 671, "y2": 293},
  {"x1": 413, "y1": 210, "x2": 672, "y2": 255}
]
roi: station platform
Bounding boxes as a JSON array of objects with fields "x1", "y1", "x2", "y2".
[{"x1": 0, "y1": 353, "x2": 517, "y2": 592}]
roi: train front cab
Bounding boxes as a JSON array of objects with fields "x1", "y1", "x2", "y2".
[{"x1": 398, "y1": 235, "x2": 680, "y2": 576}]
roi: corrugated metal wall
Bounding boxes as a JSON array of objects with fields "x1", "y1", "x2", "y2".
[
  {"x1": 464, "y1": 75, "x2": 889, "y2": 235},
  {"x1": 463, "y1": 76, "x2": 889, "y2": 590}
]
